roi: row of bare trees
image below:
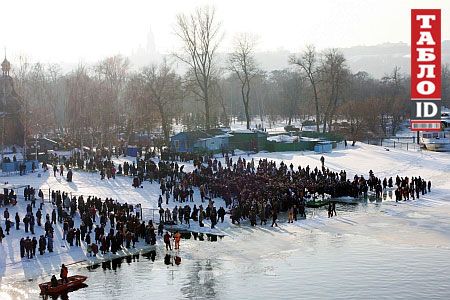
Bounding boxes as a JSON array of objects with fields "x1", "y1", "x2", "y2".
[{"x1": 9, "y1": 5, "x2": 450, "y2": 148}]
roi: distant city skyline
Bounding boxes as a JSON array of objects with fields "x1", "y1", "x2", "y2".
[{"x1": 2, "y1": 0, "x2": 448, "y2": 64}]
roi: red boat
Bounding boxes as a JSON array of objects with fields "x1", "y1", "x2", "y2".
[{"x1": 39, "y1": 275, "x2": 88, "y2": 295}]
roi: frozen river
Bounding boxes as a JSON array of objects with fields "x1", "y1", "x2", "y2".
[
  {"x1": 1, "y1": 144, "x2": 450, "y2": 299},
  {"x1": 2, "y1": 198, "x2": 450, "y2": 300}
]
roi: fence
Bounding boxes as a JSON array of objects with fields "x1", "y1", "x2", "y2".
[
  {"x1": 0, "y1": 159, "x2": 40, "y2": 175},
  {"x1": 366, "y1": 137, "x2": 421, "y2": 151}
]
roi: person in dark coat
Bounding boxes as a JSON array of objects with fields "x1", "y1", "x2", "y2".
[
  {"x1": 218, "y1": 207, "x2": 225, "y2": 223},
  {"x1": 20, "y1": 238, "x2": 25, "y2": 258},
  {"x1": 32, "y1": 237, "x2": 37, "y2": 257},
  {"x1": 36, "y1": 209, "x2": 42, "y2": 226},
  {"x1": 15, "y1": 213, "x2": 20, "y2": 230},
  {"x1": 75, "y1": 228, "x2": 81, "y2": 246},
  {"x1": 25, "y1": 237, "x2": 32, "y2": 259},
  {"x1": 271, "y1": 209, "x2": 278, "y2": 227},
  {"x1": 5, "y1": 220, "x2": 10, "y2": 235},
  {"x1": 39, "y1": 235, "x2": 46, "y2": 255}
]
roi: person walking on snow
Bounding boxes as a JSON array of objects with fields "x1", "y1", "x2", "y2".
[
  {"x1": 174, "y1": 231, "x2": 181, "y2": 250},
  {"x1": 164, "y1": 232, "x2": 172, "y2": 251}
]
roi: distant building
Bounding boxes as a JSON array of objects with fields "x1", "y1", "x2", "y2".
[
  {"x1": 170, "y1": 129, "x2": 228, "y2": 153},
  {"x1": 193, "y1": 134, "x2": 232, "y2": 153},
  {"x1": 228, "y1": 129, "x2": 268, "y2": 152},
  {"x1": 129, "y1": 27, "x2": 161, "y2": 68},
  {"x1": 0, "y1": 57, "x2": 24, "y2": 147}
]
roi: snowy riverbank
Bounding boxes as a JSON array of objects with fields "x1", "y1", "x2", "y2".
[{"x1": 0, "y1": 143, "x2": 449, "y2": 282}]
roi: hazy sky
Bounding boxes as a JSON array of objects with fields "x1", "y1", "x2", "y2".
[{"x1": 1, "y1": 0, "x2": 448, "y2": 63}]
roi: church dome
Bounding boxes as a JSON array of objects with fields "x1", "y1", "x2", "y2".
[{"x1": 2, "y1": 57, "x2": 11, "y2": 75}]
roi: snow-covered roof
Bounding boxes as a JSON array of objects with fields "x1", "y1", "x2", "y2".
[
  {"x1": 214, "y1": 134, "x2": 233, "y2": 138},
  {"x1": 267, "y1": 135, "x2": 298, "y2": 143},
  {"x1": 300, "y1": 137, "x2": 322, "y2": 142},
  {"x1": 230, "y1": 129, "x2": 254, "y2": 134}
]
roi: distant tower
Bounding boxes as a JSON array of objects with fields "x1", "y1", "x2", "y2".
[
  {"x1": 0, "y1": 55, "x2": 25, "y2": 147},
  {"x1": 1, "y1": 55, "x2": 10, "y2": 76},
  {"x1": 146, "y1": 26, "x2": 157, "y2": 56}
]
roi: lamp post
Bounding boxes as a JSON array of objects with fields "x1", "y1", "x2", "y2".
[{"x1": 35, "y1": 135, "x2": 39, "y2": 161}]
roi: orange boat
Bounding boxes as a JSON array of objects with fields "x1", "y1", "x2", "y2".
[{"x1": 39, "y1": 275, "x2": 88, "y2": 295}]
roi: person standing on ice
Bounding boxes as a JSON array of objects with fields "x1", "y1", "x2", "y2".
[
  {"x1": 51, "y1": 209, "x2": 56, "y2": 225},
  {"x1": 287, "y1": 206, "x2": 294, "y2": 223},
  {"x1": 184, "y1": 207, "x2": 191, "y2": 228},
  {"x1": 20, "y1": 237, "x2": 25, "y2": 258},
  {"x1": 53, "y1": 165, "x2": 57, "y2": 177},
  {"x1": 271, "y1": 208, "x2": 278, "y2": 227},
  {"x1": 218, "y1": 207, "x2": 225, "y2": 223},
  {"x1": 30, "y1": 215, "x2": 35, "y2": 234},
  {"x1": 47, "y1": 234, "x2": 54, "y2": 252},
  {"x1": 36, "y1": 209, "x2": 42, "y2": 226},
  {"x1": 159, "y1": 207, "x2": 164, "y2": 222},
  {"x1": 38, "y1": 235, "x2": 46, "y2": 255},
  {"x1": 174, "y1": 231, "x2": 181, "y2": 250},
  {"x1": 164, "y1": 232, "x2": 172, "y2": 251},
  {"x1": 60, "y1": 264, "x2": 68, "y2": 284},
  {"x1": 38, "y1": 189, "x2": 44, "y2": 207},
  {"x1": 5, "y1": 219, "x2": 11, "y2": 235},
  {"x1": 3, "y1": 208, "x2": 9, "y2": 224},
  {"x1": 23, "y1": 215, "x2": 30, "y2": 233},
  {"x1": 15, "y1": 212, "x2": 20, "y2": 230},
  {"x1": 25, "y1": 237, "x2": 32, "y2": 259},
  {"x1": 165, "y1": 190, "x2": 170, "y2": 205},
  {"x1": 172, "y1": 206, "x2": 178, "y2": 224},
  {"x1": 189, "y1": 187, "x2": 194, "y2": 202},
  {"x1": 32, "y1": 237, "x2": 37, "y2": 257}
]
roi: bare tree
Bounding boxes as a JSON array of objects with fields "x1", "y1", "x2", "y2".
[
  {"x1": 174, "y1": 5, "x2": 223, "y2": 130},
  {"x1": 319, "y1": 49, "x2": 347, "y2": 133},
  {"x1": 270, "y1": 70, "x2": 304, "y2": 126},
  {"x1": 125, "y1": 73, "x2": 161, "y2": 144},
  {"x1": 94, "y1": 55, "x2": 129, "y2": 146},
  {"x1": 290, "y1": 45, "x2": 321, "y2": 132},
  {"x1": 66, "y1": 64, "x2": 93, "y2": 146},
  {"x1": 45, "y1": 63, "x2": 65, "y2": 132},
  {"x1": 340, "y1": 99, "x2": 367, "y2": 146},
  {"x1": 140, "y1": 60, "x2": 183, "y2": 144},
  {"x1": 229, "y1": 33, "x2": 259, "y2": 129},
  {"x1": 441, "y1": 64, "x2": 450, "y2": 108},
  {"x1": 380, "y1": 66, "x2": 407, "y2": 136},
  {"x1": 210, "y1": 79, "x2": 229, "y2": 127}
]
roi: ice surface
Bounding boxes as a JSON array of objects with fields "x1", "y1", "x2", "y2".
[{"x1": 1, "y1": 143, "x2": 450, "y2": 299}]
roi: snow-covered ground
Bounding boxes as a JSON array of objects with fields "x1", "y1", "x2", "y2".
[
  {"x1": 171, "y1": 116, "x2": 309, "y2": 135},
  {"x1": 0, "y1": 160, "x2": 231, "y2": 281},
  {"x1": 1, "y1": 142, "x2": 450, "y2": 298}
]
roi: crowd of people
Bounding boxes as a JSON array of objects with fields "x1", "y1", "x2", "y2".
[
  {"x1": 0, "y1": 184, "x2": 166, "y2": 263},
  {"x1": 0, "y1": 146, "x2": 434, "y2": 271},
  {"x1": 121, "y1": 151, "x2": 433, "y2": 227}
]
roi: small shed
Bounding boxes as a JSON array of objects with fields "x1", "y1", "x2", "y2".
[
  {"x1": 193, "y1": 134, "x2": 232, "y2": 153},
  {"x1": 314, "y1": 141, "x2": 333, "y2": 153},
  {"x1": 127, "y1": 146, "x2": 139, "y2": 157},
  {"x1": 229, "y1": 130, "x2": 268, "y2": 152},
  {"x1": 170, "y1": 129, "x2": 227, "y2": 153}
]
